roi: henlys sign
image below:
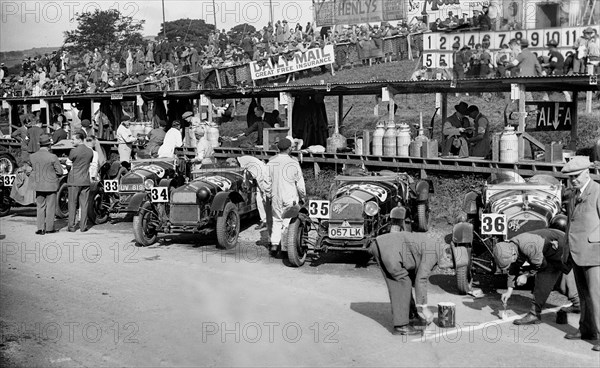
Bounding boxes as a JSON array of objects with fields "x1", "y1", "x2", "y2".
[
  {"x1": 249, "y1": 45, "x2": 335, "y2": 80},
  {"x1": 525, "y1": 101, "x2": 575, "y2": 132}
]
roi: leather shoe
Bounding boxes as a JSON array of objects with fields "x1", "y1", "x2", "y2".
[
  {"x1": 560, "y1": 305, "x2": 581, "y2": 314},
  {"x1": 67, "y1": 227, "x2": 76, "y2": 232},
  {"x1": 80, "y1": 227, "x2": 89, "y2": 233},
  {"x1": 593, "y1": 344, "x2": 600, "y2": 352},
  {"x1": 513, "y1": 313, "x2": 541, "y2": 325},
  {"x1": 46, "y1": 230, "x2": 57, "y2": 234},
  {"x1": 564, "y1": 331, "x2": 597, "y2": 340},
  {"x1": 392, "y1": 325, "x2": 421, "y2": 336},
  {"x1": 35, "y1": 230, "x2": 45, "y2": 235}
]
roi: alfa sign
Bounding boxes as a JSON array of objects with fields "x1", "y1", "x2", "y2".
[
  {"x1": 249, "y1": 45, "x2": 335, "y2": 80},
  {"x1": 525, "y1": 101, "x2": 575, "y2": 132}
]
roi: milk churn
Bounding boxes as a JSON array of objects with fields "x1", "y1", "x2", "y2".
[
  {"x1": 500, "y1": 125, "x2": 518, "y2": 163},
  {"x1": 206, "y1": 123, "x2": 220, "y2": 148},
  {"x1": 372, "y1": 121, "x2": 386, "y2": 156},
  {"x1": 383, "y1": 121, "x2": 397, "y2": 157},
  {"x1": 396, "y1": 123, "x2": 411, "y2": 157}
]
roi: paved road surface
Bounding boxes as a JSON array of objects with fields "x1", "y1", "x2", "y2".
[{"x1": 1, "y1": 209, "x2": 599, "y2": 367}]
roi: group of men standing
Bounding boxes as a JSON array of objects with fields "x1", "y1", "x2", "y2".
[{"x1": 441, "y1": 101, "x2": 491, "y2": 158}]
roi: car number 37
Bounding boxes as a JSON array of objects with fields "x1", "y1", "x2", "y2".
[{"x1": 308, "y1": 200, "x2": 330, "y2": 219}]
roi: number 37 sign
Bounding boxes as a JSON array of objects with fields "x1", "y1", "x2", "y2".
[{"x1": 481, "y1": 214, "x2": 507, "y2": 236}]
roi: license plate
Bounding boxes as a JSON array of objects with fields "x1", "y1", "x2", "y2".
[
  {"x1": 120, "y1": 184, "x2": 144, "y2": 192},
  {"x1": 328, "y1": 226, "x2": 364, "y2": 239}
]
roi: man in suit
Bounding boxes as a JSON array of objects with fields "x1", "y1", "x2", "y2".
[
  {"x1": 27, "y1": 119, "x2": 45, "y2": 155},
  {"x1": 562, "y1": 156, "x2": 600, "y2": 351},
  {"x1": 494, "y1": 228, "x2": 570, "y2": 325},
  {"x1": 370, "y1": 231, "x2": 455, "y2": 335},
  {"x1": 29, "y1": 135, "x2": 63, "y2": 234},
  {"x1": 67, "y1": 132, "x2": 93, "y2": 232}
]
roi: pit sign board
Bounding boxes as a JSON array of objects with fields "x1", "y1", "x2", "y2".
[{"x1": 525, "y1": 101, "x2": 575, "y2": 132}]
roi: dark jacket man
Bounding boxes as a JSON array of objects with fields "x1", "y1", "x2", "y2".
[
  {"x1": 371, "y1": 231, "x2": 454, "y2": 335},
  {"x1": 442, "y1": 102, "x2": 471, "y2": 156},
  {"x1": 467, "y1": 105, "x2": 492, "y2": 158},
  {"x1": 29, "y1": 135, "x2": 63, "y2": 234},
  {"x1": 67, "y1": 133, "x2": 93, "y2": 232},
  {"x1": 27, "y1": 123, "x2": 45, "y2": 153}
]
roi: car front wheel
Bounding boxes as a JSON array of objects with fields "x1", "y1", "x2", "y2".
[
  {"x1": 286, "y1": 217, "x2": 308, "y2": 267},
  {"x1": 216, "y1": 202, "x2": 240, "y2": 249},
  {"x1": 133, "y1": 201, "x2": 159, "y2": 246},
  {"x1": 456, "y1": 246, "x2": 473, "y2": 295},
  {"x1": 55, "y1": 183, "x2": 69, "y2": 218}
]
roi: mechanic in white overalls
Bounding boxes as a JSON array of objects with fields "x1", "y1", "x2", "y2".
[
  {"x1": 237, "y1": 156, "x2": 270, "y2": 231},
  {"x1": 265, "y1": 138, "x2": 306, "y2": 252}
]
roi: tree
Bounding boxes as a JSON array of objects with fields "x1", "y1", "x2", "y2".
[
  {"x1": 159, "y1": 19, "x2": 215, "y2": 48},
  {"x1": 230, "y1": 23, "x2": 257, "y2": 44},
  {"x1": 64, "y1": 9, "x2": 145, "y2": 53}
]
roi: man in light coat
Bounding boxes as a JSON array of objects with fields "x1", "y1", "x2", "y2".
[
  {"x1": 158, "y1": 121, "x2": 183, "y2": 158},
  {"x1": 116, "y1": 117, "x2": 136, "y2": 162},
  {"x1": 562, "y1": 156, "x2": 600, "y2": 351},
  {"x1": 29, "y1": 135, "x2": 63, "y2": 234},
  {"x1": 237, "y1": 155, "x2": 270, "y2": 231},
  {"x1": 265, "y1": 138, "x2": 306, "y2": 252}
]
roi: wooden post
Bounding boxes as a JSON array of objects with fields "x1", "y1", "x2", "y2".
[
  {"x1": 388, "y1": 98, "x2": 395, "y2": 123},
  {"x1": 586, "y1": 64, "x2": 593, "y2": 113},
  {"x1": 8, "y1": 102, "x2": 13, "y2": 135},
  {"x1": 440, "y1": 93, "x2": 448, "y2": 140},
  {"x1": 338, "y1": 95, "x2": 343, "y2": 132},
  {"x1": 518, "y1": 84, "x2": 526, "y2": 161},
  {"x1": 215, "y1": 69, "x2": 222, "y2": 89},
  {"x1": 207, "y1": 97, "x2": 213, "y2": 125},
  {"x1": 287, "y1": 94, "x2": 294, "y2": 136},
  {"x1": 570, "y1": 91, "x2": 579, "y2": 150},
  {"x1": 44, "y1": 100, "x2": 50, "y2": 133}
]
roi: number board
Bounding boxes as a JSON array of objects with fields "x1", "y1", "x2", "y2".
[
  {"x1": 481, "y1": 214, "x2": 507, "y2": 236},
  {"x1": 1, "y1": 175, "x2": 16, "y2": 187},
  {"x1": 151, "y1": 187, "x2": 169, "y2": 203},
  {"x1": 103, "y1": 180, "x2": 119, "y2": 193},
  {"x1": 308, "y1": 200, "x2": 330, "y2": 219}
]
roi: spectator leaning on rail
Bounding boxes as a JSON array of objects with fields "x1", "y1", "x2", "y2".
[
  {"x1": 494, "y1": 228, "x2": 571, "y2": 325},
  {"x1": 561, "y1": 156, "x2": 600, "y2": 352}
]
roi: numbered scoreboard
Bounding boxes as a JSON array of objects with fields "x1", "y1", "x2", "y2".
[{"x1": 422, "y1": 25, "x2": 599, "y2": 69}]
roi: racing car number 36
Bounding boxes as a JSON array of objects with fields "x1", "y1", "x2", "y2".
[{"x1": 481, "y1": 214, "x2": 507, "y2": 235}]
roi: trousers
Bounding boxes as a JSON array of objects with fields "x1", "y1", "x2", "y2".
[
  {"x1": 530, "y1": 263, "x2": 563, "y2": 315},
  {"x1": 573, "y1": 264, "x2": 600, "y2": 337},
  {"x1": 118, "y1": 143, "x2": 132, "y2": 163},
  {"x1": 36, "y1": 191, "x2": 56, "y2": 231},
  {"x1": 556, "y1": 270, "x2": 580, "y2": 307},
  {"x1": 68, "y1": 186, "x2": 89, "y2": 230}
]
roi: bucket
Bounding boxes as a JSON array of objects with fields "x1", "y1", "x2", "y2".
[
  {"x1": 437, "y1": 302, "x2": 456, "y2": 328},
  {"x1": 500, "y1": 126, "x2": 518, "y2": 163}
]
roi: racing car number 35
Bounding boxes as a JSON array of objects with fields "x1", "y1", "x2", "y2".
[
  {"x1": 481, "y1": 214, "x2": 507, "y2": 235},
  {"x1": 308, "y1": 200, "x2": 330, "y2": 219}
]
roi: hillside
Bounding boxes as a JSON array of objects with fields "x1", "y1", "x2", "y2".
[{"x1": 0, "y1": 46, "x2": 61, "y2": 68}]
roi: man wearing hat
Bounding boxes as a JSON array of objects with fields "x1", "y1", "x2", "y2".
[
  {"x1": 573, "y1": 27, "x2": 595, "y2": 74},
  {"x1": 265, "y1": 138, "x2": 306, "y2": 253},
  {"x1": 67, "y1": 132, "x2": 93, "y2": 232},
  {"x1": 182, "y1": 111, "x2": 199, "y2": 147},
  {"x1": 158, "y1": 120, "x2": 183, "y2": 158},
  {"x1": 452, "y1": 41, "x2": 467, "y2": 79},
  {"x1": 541, "y1": 39, "x2": 564, "y2": 75},
  {"x1": 495, "y1": 228, "x2": 570, "y2": 325},
  {"x1": 442, "y1": 101, "x2": 471, "y2": 156},
  {"x1": 29, "y1": 135, "x2": 63, "y2": 235},
  {"x1": 116, "y1": 117, "x2": 136, "y2": 162},
  {"x1": 371, "y1": 230, "x2": 455, "y2": 335},
  {"x1": 561, "y1": 156, "x2": 600, "y2": 351}
]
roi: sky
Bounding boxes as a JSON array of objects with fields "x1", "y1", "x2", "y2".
[{"x1": 0, "y1": 0, "x2": 316, "y2": 51}]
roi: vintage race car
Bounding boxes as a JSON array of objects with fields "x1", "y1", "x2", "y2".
[
  {"x1": 89, "y1": 158, "x2": 190, "y2": 224},
  {"x1": 132, "y1": 168, "x2": 258, "y2": 248},
  {"x1": 283, "y1": 170, "x2": 433, "y2": 267},
  {"x1": 451, "y1": 172, "x2": 565, "y2": 294}
]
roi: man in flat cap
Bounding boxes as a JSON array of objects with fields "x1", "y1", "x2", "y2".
[
  {"x1": 562, "y1": 156, "x2": 600, "y2": 351},
  {"x1": 265, "y1": 138, "x2": 306, "y2": 253},
  {"x1": 30, "y1": 135, "x2": 63, "y2": 235},
  {"x1": 495, "y1": 228, "x2": 570, "y2": 325}
]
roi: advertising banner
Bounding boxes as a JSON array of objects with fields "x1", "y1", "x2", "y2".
[{"x1": 249, "y1": 45, "x2": 336, "y2": 80}]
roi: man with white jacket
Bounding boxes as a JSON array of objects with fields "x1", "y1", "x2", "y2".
[{"x1": 158, "y1": 121, "x2": 183, "y2": 158}]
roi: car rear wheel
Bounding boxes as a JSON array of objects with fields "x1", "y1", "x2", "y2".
[
  {"x1": 416, "y1": 202, "x2": 429, "y2": 232},
  {"x1": 133, "y1": 201, "x2": 159, "y2": 246},
  {"x1": 456, "y1": 247, "x2": 473, "y2": 295},
  {"x1": 55, "y1": 183, "x2": 69, "y2": 218},
  {"x1": 216, "y1": 202, "x2": 240, "y2": 249},
  {"x1": 0, "y1": 188, "x2": 11, "y2": 217},
  {"x1": 286, "y1": 217, "x2": 308, "y2": 267},
  {"x1": 89, "y1": 189, "x2": 110, "y2": 225}
]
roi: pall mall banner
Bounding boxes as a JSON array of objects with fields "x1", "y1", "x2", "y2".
[
  {"x1": 249, "y1": 45, "x2": 335, "y2": 80},
  {"x1": 314, "y1": 0, "x2": 407, "y2": 27}
]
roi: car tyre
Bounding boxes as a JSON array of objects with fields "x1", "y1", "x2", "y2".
[
  {"x1": 416, "y1": 202, "x2": 429, "y2": 232},
  {"x1": 55, "y1": 182, "x2": 69, "y2": 218},
  {"x1": 133, "y1": 201, "x2": 159, "y2": 246},
  {"x1": 456, "y1": 247, "x2": 473, "y2": 295},
  {"x1": 286, "y1": 217, "x2": 308, "y2": 267},
  {"x1": 216, "y1": 202, "x2": 240, "y2": 249},
  {"x1": 89, "y1": 189, "x2": 110, "y2": 225},
  {"x1": 0, "y1": 153, "x2": 17, "y2": 175},
  {"x1": 0, "y1": 189, "x2": 11, "y2": 217}
]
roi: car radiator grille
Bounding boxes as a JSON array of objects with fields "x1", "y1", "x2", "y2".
[
  {"x1": 329, "y1": 200, "x2": 363, "y2": 220},
  {"x1": 170, "y1": 205, "x2": 200, "y2": 224},
  {"x1": 171, "y1": 191, "x2": 197, "y2": 204}
]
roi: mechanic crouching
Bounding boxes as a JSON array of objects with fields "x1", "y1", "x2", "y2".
[
  {"x1": 494, "y1": 227, "x2": 571, "y2": 325},
  {"x1": 370, "y1": 231, "x2": 455, "y2": 335}
]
